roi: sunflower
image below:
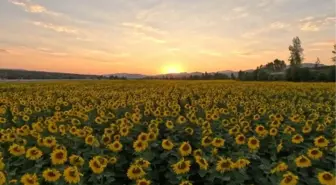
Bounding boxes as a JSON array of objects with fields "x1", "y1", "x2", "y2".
[
  {"x1": 314, "y1": 136, "x2": 329, "y2": 148},
  {"x1": 247, "y1": 137, "x2": 260, "y2": 151},
  {"x1": 179, "y1": 142, "x2": 192, "y2": 156},
  {"x1": 253, "y1": 114, "x2": 260, "y2": 120},
  {"x1": 317, "y1": 171, "x2": 335, "y2": 185},
  {"x1": 235, "y1": 134, "x2": 246, "y2": 145},
  {"x1": 234, "y1": 158, "x2": 250, "y2": 169},
  {"x1": 108, "y1": 141, "x2": 123, "y2": 152},
  {"x1": 63, "y1": 166, "x2": 81, "y2": 184},
  {"x1": 43, "y1": 136, "x2": 57, "y2": 148},
  {"x1": 184, "y1": 127, "x2": 194, "y2": 135},
  {"x1": 136, "y1": 178, "x2": 151, "y2": 185},
  {"x1": 0, "y1": 171, "x2": 5, "y2": 185},
  {"x1": 216, "y1": 157, "x2": 233, "y2": 173},
  {"x1": 302, "y1": 125, "x2": 312, "y2": 134},
  {"x1": 9, "y1": 179, "x2": 17, "y2": 184},
  {"x1": 295, "y1": 155, "x2": 311, "y2": 168},
  {"x1": 85, "y1": 135, "x2": 96, "y2": 146},
  {"x1": 69, "y1": 155, "x2": 85, "y2": 167},
  {"x1": 101, "y1": 134, "x2": 111, "y2": 145},
  {"x1": 148, "y1": 132, "x2": 157, "y2": 141},
  {"x1": 109, "y1": 156, "x2": 118, "y2": 164},
  {"x1": 291, "y1": 134, "x2": 304, "y2": 144},
  {"x1": 201, "y1": 136, "x2": 212, "y2": 147},
  {"x1": 133, "y1": 140, "x2": 148, "y2": 152},
  {"x1": 137, "y1": 132, "x2": 149, "y2": 142},
  {"x1": 171, "y1": 159, "x2": 191, "y2": 175},
  {"x1": 271, "y1": 162, "x2": 288, "y2": 173},
  {"x1": 161, "y1": 139, "x2": 174, "y2": 150},
  {"x1": 176, "y1": 116, "x2": 187, "y2": 124},
  {"x1": 269, "y1": 128, "x2": 278, "y2": 136},
  {"x1": 280, "y1": 172, "x2": 298, "y2": 185},
  {"x1": 134, "y1": 158, "x2": 151, "y2": 169},
  {"x1": 26, "y1": 147, "x2": 43, "y2": 160},
  {"x1": 9, "y1": 143, "x2": 25, "y2": 156},
  {"x1": 127, "y1": 165, "x2": 146, "y2": 180},
  {"x1": 307, "y1": 148, "x2": 323, "y2": 160},
  {"x1": 42, "y1": 168, "x2": 61, "y2": 182},
  {"x1": 229, "y1": 127, "x2": 240, "y2": 136},
  {"x1": 195, "y1": 156, "x2": 209, "y2": 170},
  {"x1": 20, "y1": 173, "x2": 39, "y2": 185},
  {"x1": 120, "y1": 127, "x2": 129, "y2": 136},
  {"x1": 89, "y1": 158, "x2": 105, "y2": 174},
  {"x1": 255, "y1": 125, "x2": 265, "y2": 135},
  {"x1": 47, "y1": 123, "x2": 58, "y2": 133},
  {"x1": 193, "y1": 149, "x2": 203, "y2": 157},
  {"x1": 50, "y1": 149, "x2": 67, "y2": 165},
  {"x1": 211, "y1": 137, "x2": 225, "y2": 148},
  {"x1": 179, "y1": 180, "x2": 193, "y2": 185},
  {"x1": 165, "y1": 120, "x2": 174, "y2": 129}
]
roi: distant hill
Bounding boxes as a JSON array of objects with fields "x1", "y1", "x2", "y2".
[
  {"x1": 104, "y1": 73, "x2": 147, "y2": 79},
  {"x1": 0, "y1": 69, "x2": 100, "y2": 80}
]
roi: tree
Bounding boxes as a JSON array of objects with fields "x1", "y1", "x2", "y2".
[
  {"x1": 289, "y1": 37, "x2": 304, "y2": 67},
  {"x1": 332, "y1": 44, "x2": 336, "y2": 62},
  {"x1": 230, "y1": 73, "x2": 236, "y2": 80},
  {"x1": 315, "y1": 57, "x2": 321, "y2": 68}
]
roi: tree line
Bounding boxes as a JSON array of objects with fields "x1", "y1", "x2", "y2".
[
  {"x1": 237, "y1": 37, "x2": 335, "y2": 82},
  {"x1": 0, "y1": 69, "x2": 125, "y2": 80}
]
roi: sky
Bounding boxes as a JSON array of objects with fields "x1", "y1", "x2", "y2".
[{"x1": 0, "y1": 0, "x2": 335, "y2": 75}]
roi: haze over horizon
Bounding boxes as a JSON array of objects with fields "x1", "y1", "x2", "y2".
[{"x1": 0, "y1": 0, "x2": 335, "y2": 75}]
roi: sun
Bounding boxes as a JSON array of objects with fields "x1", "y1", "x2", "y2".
[{"x1": 161, "y1": 64, "x2": 183, "y2": 74}]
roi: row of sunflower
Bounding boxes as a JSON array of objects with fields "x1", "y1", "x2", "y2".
[{"x1": 0, "y1": 80, "x2": 335, "y2": 185}]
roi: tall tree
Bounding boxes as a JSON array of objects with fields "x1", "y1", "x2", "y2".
[
  {"x1": 332, "y1": 44, "x2": 336, "y2": 62},
  {"x1": 289, "y1": 37, "x2": 304, "y2": 67},
  {"x1": 315, "y1": 57, "x2": 321, "y2": 68}
]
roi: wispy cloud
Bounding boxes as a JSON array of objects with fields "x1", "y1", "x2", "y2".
[
  {"x1": 122, "y1": 22, "x2": 167, "y2": 35},
  {"x1": 36, "y1": 48, "x2": 68, "y2": 56},
  {"x1": 232, "y1": 50, "x2": 260, "y2": 57},
  {"x1": 0, "y1": 49, "x2": 9, "y2": 53},
  {"x1": 242, "y1": 21, "x2": 290, "y2": 38},
  {"x1": 32, "y1": 21, "x2": 78, "y2": 34},
  {"x1": 8, "y1": 0, "x2": 59, "y2": 16},
  {"x1": 300, "y1": 22, "x2": 320, "y2": 31},
  {"x1": 299, "y1": 15, "x2": 335, "y2": 32},
  {"x1": 310, "y1": 41, "x2": 335, "y2": 47}
]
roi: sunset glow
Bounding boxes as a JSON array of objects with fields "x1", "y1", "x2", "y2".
[{"x1": 0, "y1": 0, "x2": 335, "y2": 75}]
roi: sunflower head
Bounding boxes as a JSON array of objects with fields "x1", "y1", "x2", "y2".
[
  {"x1": 162, "y1": 139, "x2": 174, "y2": 150},
  {"x1": 179, "y1": 142, "x2": 192, "y2": 156},
  {"x1": 42, "y1": 168, "x2": 61, "y2": 182},
  {"x1": 127, "y1": 165, "x2": 146, "y2": 180}
]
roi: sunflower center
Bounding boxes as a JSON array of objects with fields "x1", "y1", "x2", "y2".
[
  {"x1": 284, "y1": 176, "x2": 293, "y2": 183},
  {"x1": 48, "y1": 172, "x2": 56, "y2": 177},
  {"x1": 137, "y1": 142, "x2": 143, "y2": 147},
  {"x1": 323, "y1": 174, "x2": 332, "y2": 181},
  {"x1": 132, "y1": 167, "x2": 141, "y2": 174},
  {"x1": 294, "y1": 136, "x2": 301, "y2": 140},
  {"x1": 93, "y1": 161, "x2": 101, "y2": 168},
  {"x1": 238, "y1": 136, "x2": 244, "y2": 141},
  {"x1": 103, "y1": 137, "x2": 110, "y2": 142},
  {"x1": 220, "y1": 162, "x2": 230, "y2": 168},
  {"x1": 178, "y1": 162, "x2": 187, "y2": 169},
  {"x1": 31, "y1": 150, "x2": 38, "y2": 155},
  {"x1": 14, "y1": 147, "x2": 21, "y2": 152},
  {"x1": 215, "y1": 139, "x2": 221, "y2": 144},
  {"x1": 318, "y1": 138, "x2": 325, "y2": 143},
  {"x1": 27, "y1": 178, "x2": 35, "y2": 184},
  {"x1": 258, "y1": 127, "x2": 264, "y2": 131},
  {"x1": 69, "y1": 170, "x2": 77, "y2": 177},
  {"x1": 251, "y1": 139, "x2": 257, "y2": 145},
  {"x1": 114, "y1": 143, "x2": 120, "y2": 148},
  {"x1": 299, "y1": 157, "x2": 307, "y2": 163},
  {"x1": 182, "y1": 144, "x2": 190, "y2": 151},
  {"x1": 56, "y1": 152, "x2": 64, "y2": 159},
  {"x1": 311, "y1": 150, "x2": 318, "y2": 155}
]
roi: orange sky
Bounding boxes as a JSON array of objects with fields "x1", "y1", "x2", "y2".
[{"x1": 0, "y1": 0, "x2": 335, "y2": 75}]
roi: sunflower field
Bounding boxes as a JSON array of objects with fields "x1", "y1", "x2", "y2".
[{"x1": 0, "y1": 80, "x2": 335, "y2": 185}]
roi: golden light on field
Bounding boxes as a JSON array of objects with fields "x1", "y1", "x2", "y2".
[{"x1": 161, "y1": 64, "x2": 184, "y2": 74}]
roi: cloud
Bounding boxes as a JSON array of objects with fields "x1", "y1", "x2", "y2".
[
  {"x1": 36, "y1": 48, "x2": 68, "y2": 56},
  {"x1": 32, "y1": 21, "x2": 78, "y2": 34},
  {"x1": 310, "y1": 41, "x2": 335, "y2": 47},
  {"x1": 300, "y1": 22, "x2": 320, "y2": 31},
  {"x1": 270, "y1": 21, "x2": 290, "y2": 29},
  {"x1": 232, "y1": 50, "x2": 260, "y2": 57},
  {"x1": 242, "y1": 21, "x2": 290, "y2": 38},
  {"x1": 299, "y1": 15, "x2": 335, "y2": 32},
  {"x1": 8, "y1": 0, "x2": 59, "y2": 16},
  {"x1": 121, "y1": 22, "x2": 167, "y2": 35},
  {"x1": 232, "y1": 6, "x2": 246, "y2": 12},
  {"x1": 0, "y1": 49, "x2": 9, "y2": 53}
]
